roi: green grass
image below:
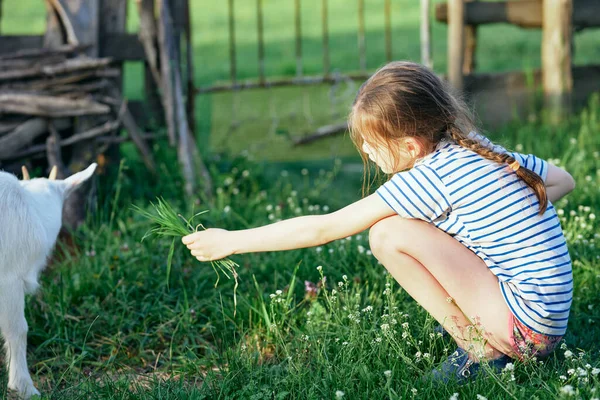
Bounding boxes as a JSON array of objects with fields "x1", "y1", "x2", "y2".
[{"x1": 0, "y1": 95, "x2": 596, "y2": 399}]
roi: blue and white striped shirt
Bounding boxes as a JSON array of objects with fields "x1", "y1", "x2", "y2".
[{"x1": 376, "y1": 134, "x2": 572, "y2": 336}]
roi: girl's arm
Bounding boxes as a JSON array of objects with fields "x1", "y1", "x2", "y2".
[
  {"x1": 545, "y1": 164, "x2": 576, "y2": 203},
  {"x1": 182, "y1": 193, "x2": 396, "y2": 261}
]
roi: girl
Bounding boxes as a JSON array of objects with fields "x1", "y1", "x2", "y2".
[{"x1": 182, "y1": 61, "x2": 576, "y2": 382}]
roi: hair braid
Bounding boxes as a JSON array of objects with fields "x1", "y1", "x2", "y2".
[{"x1": 448, "y1": 125, "x2": 548, "y2": 214}]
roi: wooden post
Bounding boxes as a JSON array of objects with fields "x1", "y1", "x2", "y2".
[
  {"x1": 44, "y1": 0, "x2": 101, "y2": 231},
  {"x1": 420, "y1": 0, "x2": 432, "y2": 69},
  {"x1": 98, "y1": 0, "x2": 126, "y2": 173},
  {"x1": 542, "y1": 0, "x2": 573, "y2": 122},
  {"x1": 447, "y1": 0, "x2": 465, "y2": 89},
  {"x1": 463, "y1": 0, "x2": 477, "y2": 74}
]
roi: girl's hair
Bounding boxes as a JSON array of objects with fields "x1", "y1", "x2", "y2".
[{"x1": 349, "y1": 61, "x2": 547, "y2": 214}]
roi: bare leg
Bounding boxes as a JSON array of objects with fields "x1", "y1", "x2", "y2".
[
  {"x1": 369, "y1": 216, "x2": 516, "y2": 360},
  {"x1": 0, "y1": 280, "x2": 40, "y2": 398}
]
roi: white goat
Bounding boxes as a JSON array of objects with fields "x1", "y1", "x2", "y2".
[{"x1": 0, "y1": 163, "x2": 97, "y2": 398}]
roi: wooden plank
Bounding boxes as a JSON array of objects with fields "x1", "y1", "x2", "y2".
[
  {"x1": 447, "y1": 0, "x2": 465, "y2": 90},
  {"x1": 436, "y1": 0, "x2": 600, "y2": 29},
  {"x1": 0, "y1": 93, "x2": 110, "y2": 117},
  {"x1": 420, "y1": 0, "x2": 432, "y2": 69},
  {"x1": 100, "y1": 34, "x2": 145, "y2": 61},
  {"x1": 183, "y1": 0, "x2": 196, "y2": 136},
  {"x1": 0, "y1": 36, "x2": 44, "y2": 55},
  {"x1": 542, "y1": 0, "x2": 573, "y2": 122},
  {"x1": 463, "y1": 0, "x2": 477, "y2": 75},
  {"x1": 0, "y1": 118, "x2": 70, "y2": 160},
  {"x1": 157, "y1": 0, "x2": 177, "y2": 145}
]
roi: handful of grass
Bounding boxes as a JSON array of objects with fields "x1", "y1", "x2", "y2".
[{"x1": 133, "y1": 197, "x2": 239, "y2": 313}]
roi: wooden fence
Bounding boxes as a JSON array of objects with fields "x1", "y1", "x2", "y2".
[{"x1": 438, "y1": 0, "x2": 600, "y2": 124}]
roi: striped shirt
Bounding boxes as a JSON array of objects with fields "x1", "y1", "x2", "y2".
[{"x1": 376, "y1": 134, "x2": 572, "y2": 336}]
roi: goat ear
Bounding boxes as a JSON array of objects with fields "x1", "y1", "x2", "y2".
[
  {"x1": 48, "y1": 165, "x2": 58, "y2": 180},
  {"x1": 21, "y1": 166, "x2": 31, "y2": 180},
  {"x1": 63, "y1": 163, "x2": 97, "y2": 188}
]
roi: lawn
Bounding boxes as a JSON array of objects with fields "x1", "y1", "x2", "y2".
[{"x1": 0, "y1": 1, "x2": 599, "y2": 399}]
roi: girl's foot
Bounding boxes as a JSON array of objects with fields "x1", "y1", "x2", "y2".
[{"x1": 427, "y1": 347, "x2": 513, "y2": 384}]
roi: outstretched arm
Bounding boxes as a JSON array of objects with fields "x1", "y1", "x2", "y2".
[
  {"x1": 182, "y1": 193, "x2": 395, "y2": 261},
  {"x1": 545, "y1": 164, "x2": 575, "y2": 203}
]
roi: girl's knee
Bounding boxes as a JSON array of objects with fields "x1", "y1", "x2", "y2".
[{"x1": 369, "y1": 216, "x2": 418, "y2": 255}]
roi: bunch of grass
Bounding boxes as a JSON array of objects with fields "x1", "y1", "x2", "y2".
[{"x1": 133, "y1": 197, "x2": 239, "y2": 313}]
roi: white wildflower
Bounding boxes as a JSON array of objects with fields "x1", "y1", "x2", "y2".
[
  {"x1": 564, "y1": 350, "x2": 573, "y2": 358},
  {"x1": 560, "y1": 385, "x2": 575, "y2": 396}
]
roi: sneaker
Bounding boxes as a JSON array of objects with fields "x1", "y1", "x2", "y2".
[{"x1": 427, "y1": 347, "x2": 513, "y2": 384}]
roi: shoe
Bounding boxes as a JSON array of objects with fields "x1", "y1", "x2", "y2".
[{"x1": 426, "y1": 347, "x2": 513, "y2": 384}]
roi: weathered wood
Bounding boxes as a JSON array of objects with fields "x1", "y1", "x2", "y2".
[
  {"x1": 0, "y1": 118, "x2": 70, "y2": 159},
  {"x1": 463, "y1": 0, "x2": 477, "y2": 75},
  {"x1": 420, "y1": 0, "x2": 433, "y2": 69},
  {"x1": 293, "y1": 122, "x2": 348, "y2": 146},
  {"x1": 0, "y1": 36, "x2": 45, "y2": 56},
  {"x1": 100, "y1": 33, "x2": 145, "y2": 61},
  {"x1": 183, "y1": 0, "x2": 196, "y2": 135},
  {"x1": 0, "y1": 55, "x2": 67, "y2": 71},
  {"x1": 0, "y1": 120, "x2": 22, "y2": 135},
  {"x1": 98, "y1": 0, "x2": 128, "y2": 168},
  {"x1": 46, "y1": 123, "x2": 68, "y2": 179},
  {"x1": 447, "y1": 0, "x2": 465, "y2": 89},
  {"x1": 0, "y1": 93, "x2": 110, "y2": 117},
  {"x1": 46, "y1": 0, "x2": 80, "y2": 46},
  {"x1": 136, "y1": 0, "x2": 164, "y2": 124},
  {"x1": 110, "y1": 89, "x2": 157, "y2": 174},
  {"x1": 44, "y1": 0, "x2": 65, "y2": 49},
  {"x1": 0, "y1": 57, "x2": 112, "y2": 81},
  {"x1": 59, "y1": 119, "x2": 118, "y2": 147},
  {"x1": 542, "y1": 0, "x2": 573, "y2": 122},
  {"x1": 436, "y1": 0, "x2": 600, "y2": 30},
  {"x1": 137, "y1": 0, "x2": 162, "y2": 90},
  {"x1": 42, "y1": 57, "x2": 112, "y2": 75},
  {"x1": 0, "y1": 44, "x2": 88, "y2": 61},
  {"x1": 0, "y1": 119, "x2": 48, "y2": 159},
  {"x1": 170, "y1": 3, "x2": 197, "y2": 196},
  {"x1": 157, "y1": 0, "x2": 177, "y2": 145},
  {"x1": 195, "y1": 72, "x2": 374, "y2": 94},
  {"x1": 0, "y1": 34, "x2": 143, "y2": 61},
  {"x1": 0, "y1": 70, "x2": 116, "y2": 92}
]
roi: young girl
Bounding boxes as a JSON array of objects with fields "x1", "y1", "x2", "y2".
[{"x1": 182, "y1": 61, "x2": 576, "y2": 382}]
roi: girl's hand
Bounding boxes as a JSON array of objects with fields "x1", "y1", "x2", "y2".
[{"x1": 182, "y1": 228, "x2": 234, "y2": 262}]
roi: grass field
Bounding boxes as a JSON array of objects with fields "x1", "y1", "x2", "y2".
[{"x1": 0, "y1": 1, "x2": 600, "y2": 399}]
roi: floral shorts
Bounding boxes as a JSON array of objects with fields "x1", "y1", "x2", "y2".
[{"x1": 509, "y1": 314, "x2": 563, "y2": 360}]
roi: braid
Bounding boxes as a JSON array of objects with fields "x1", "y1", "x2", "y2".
[{"x1": 448, "y1": 125, "x2": 548, "y2": 215}]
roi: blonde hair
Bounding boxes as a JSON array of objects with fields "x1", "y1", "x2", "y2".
[{"x1": 349, "y1": 61, "x2": 547, "y2": 214}]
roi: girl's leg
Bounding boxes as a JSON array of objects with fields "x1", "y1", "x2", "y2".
[{"x1": 369, "y1": 216, "x2": 516, "y2": 360}]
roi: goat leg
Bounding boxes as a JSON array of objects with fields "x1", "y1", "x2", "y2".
[{"x1": 0, "y1": 281, "x2": 40, "y2": 398}]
